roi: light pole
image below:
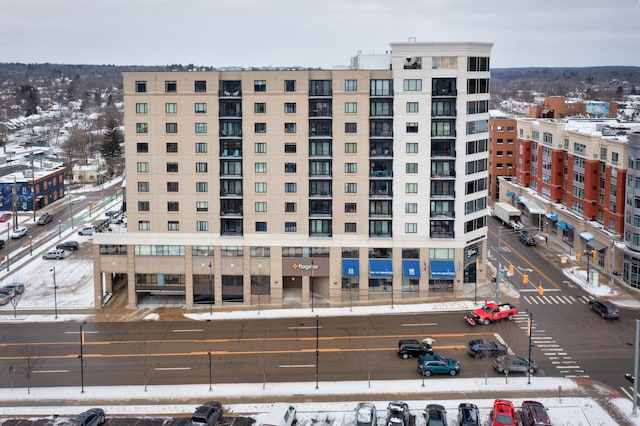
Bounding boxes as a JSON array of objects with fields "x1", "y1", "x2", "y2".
[
  {"x1": 208, "y1": 349, "x2": 212, "y2": 391},
  {"x1": 58, "y1": 220, "x2": 61, "y2": 238},
  {"x1": 80, "y1": 321, "x2": 87, "y2": 393},
  {"x1": 315, "y1": 314, "x2": 319, "y2": 389},
  {"x1": 29, "y1": 237, "x2": 32, "y2": 256},
  {"x1": 585, "y1": 249, "x2": 593, "y2": 284},
  {"x1": 310, "y1": 259, "x2": 315, "y2": 312},
  {"x1": 495, "y1": 225, "x2": 536, "y2": 304},
  {"x1": 610, "y1": 241, "x2": 616, "y2": 294},
  {"x1": 208, "y1": 262, "x2": 213, "y2": 316},
  {"x1": 51, "y1": 267, "x2": 58, "y2": 319}
]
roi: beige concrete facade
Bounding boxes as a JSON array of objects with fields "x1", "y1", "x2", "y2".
[{"x1": 93, "y1": 41, "x2": 493, "y2": 310}]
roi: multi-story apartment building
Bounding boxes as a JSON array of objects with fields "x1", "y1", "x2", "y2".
[
  {"x1": 500, "y1": 117, "x2": 640, "y2": 287},
  {"x1": 92, "y1": 41, "x2": 493, "y2": 309},
  {"x1": 488, "y1": 114, "x2": 517, "y2": 199}
]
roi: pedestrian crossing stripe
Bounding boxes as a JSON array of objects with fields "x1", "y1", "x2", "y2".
[
  {"x1": 620, "y1": 386, "x2": 640, "y2": 401},
  {"x1": 520, "y1": 294, "x2": 594, "y2": 305}
]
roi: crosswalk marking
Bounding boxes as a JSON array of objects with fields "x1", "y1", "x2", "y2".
[
  {"x1": 521, "y1": 294, "x2": 595, "y2": 305},
  {"x1": 620, "y1": 386, "x2": 640, "y2": 401}
]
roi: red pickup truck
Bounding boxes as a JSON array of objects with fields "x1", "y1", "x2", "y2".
[{"x1": 464, "y1": 302, "x2": 518, "y2": 326}]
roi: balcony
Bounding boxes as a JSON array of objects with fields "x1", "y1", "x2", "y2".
[{"x1": 220, "y1": 218, "x2": 243, "y2": 236}]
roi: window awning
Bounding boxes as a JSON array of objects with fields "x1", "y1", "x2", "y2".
[
  {"x1": 587, "y1": 239, "x2": 607, "y2": 251},
  {"x1": 546, "y1": 213, "x2": 558, "y2": 222},
  {"x1": 557, "y1": 221, "x2": 569, "y2": 232},
  {"x1": 566, "y1": 222, "x2": 574, "y2": 231},
  {"x1": 369, "y1": 259, "x2": 392, "y2": 277},
  {"x1": 403, "y1": 259, "x2": 421, "y2": 278},
  {"x1": 430, "y1": 260, "x2": 456, "y2": 279},
  {"x1": 579, "y1": 232, "x2": 595, "y2": 242},
  {"x1": 342, "y1": 259, "x2": 359, "y2": 277},
  {"x1": 506, "y1": 191, "x2": 515, "y2": 197},
  {"x1": 516, "y1": 196, "x2": 546, "y2": 215}
]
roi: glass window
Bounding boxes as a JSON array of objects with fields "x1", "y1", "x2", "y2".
[
  {"x1": 167, "y1": 182, "x2": 179, "y2": 192},
  {"x1": 166, "y1": 162, "x2": 179, "y2": 173},
  {"x1": 137, "y1": 142, "x2": 148, "y2": 153},
  {"x1": 194, "y1": 80, "x2": 206, "y2": 92},
  {"x1": 285, "y1": 202, "x2": 296, "y2": 212},
  {"x1": 255, "y1": 142, "x2": 267, "y2": 153},
  {"x1": 406, "y1": 143, "x2": 418, "y2": 153},
  {"x1": 285, "y1": 143, "x2": 296, "y2": 153},
  {"x1": 196, "y1": 201, "x2": 208, "y2": 212},
  {"x1": 137, "y1": 181, "x2": 149, "y2": 192},
  {"x1": 405, "y1": 203, "x2": 417, "y2": 213},
  {"x1": 255, "y1": 162, "x2": 267, "y2": 173},
  {"x1": 166, "y1": 123, "x2": 177, "y2": 133},
  {"x1": 406, "y1": 102, "x2": 418, "y2": 113},
  {"x1": 137, "y1": 162, "x2": 149, "y2": 173},
  {"x1": 138, "y1": 220, "x2": 150, "y2": 231},
  {"x1": 255, "y1": 123, "x2": 266, "y2": 133},
  {"x1": 196, "y1": 162, "x2": 208, "y2": 173},
  {"x1": 254, "y1": 80, "x2": 266, "y2": 92},
  {"x1": 405, "y1": 223, "x2": 417, "y2": 233},
  {"x1": 166, "y1": 142, "x2": 178, "y2": 153},
  {"x1": 406, "y1": 183, "x2": 418, "y2": 193},
  {"x1": 255, "y1": 202, "x2": 267, "y2": 212},
  {"x1": 345, "y1": 223, "x2": 356, "y2": 233},
  {"x1": 285, "y1": 123, "x2": 296, "y2": 133},
  {"x1": 138, "y1": 201, "x2": 150, "y2": 211},
  {"x1": 345, "y1": 102, "x2": 357, "y2": 113},
  {"x1": 285, "y1": 182, "x2": 297, "y2": 193},
  {"x1": 256, "y1": 222, "x2": 267, "y2": 232},
  {"x1": 345, "y1": 143, "x2": 357, "y2": 153},
  {"x1": 345, "y1": 123, "x2": 357, "y2": 133},
  {"x1": 195, "y1": 103, "x2": 207, "y2": 113},
  {"x1": 285, "y1": 222, "x2": 297, "y2": 232},
  {"x1": 406, "y1": 122, "x2": 418, "y2": 133},
  {"x1": 197, "y1": 221, "x2": 209, "y2": 231},
  {"x1": 406, "y1": 163, "x2": 418, "y2": 173},
  {"x1": 403, "y1": 79, "x2": 422, "y2": 91},
  {"x1": 195, "y1": 123, "x2": 207, "y2": 133},
  {"x1": 167, "y1": 201, "x2": 179, "y2": 212},
  {"x1": 136, "y1": 103, "x2": 148, "y2": 114},
  {"x1": 345, "y1": 183, "x2": 357, "y2": 193},
  {"x1": 165, "y1": 81, "x2": 177, "y2": 92},
  {"x1": 284, "y1": 102, "x2": 296, "y2": 113},
  {"x1": 165, "y1": 103, "x2": 177, "y2": 114},
  {"x1": 255, "y1": 182, "x2": 267, "y2": 193},
  {"x1": 168, "y1": 221, "x2": 180, "y2": 231},
  {"x1": 345, "y1": 163, "x2": 357, "y2": 173},
  {"x1": 284, "y1": 80, "x2": 296, "y2": 92},
  {"x1": 195, "y1": 142, "x2": 207, "y2": 153},
  {"x1": 345, "y1": 203, "x2": 357, "y2": 213},
  {"x1": 135, "y1": 81, "x2": 147, "y2": 93},
  {"x1": 345, "y1": 79, "x2": 357, "y2": 91},
  {"x1": 195, "y1": 182, "x2": 207, "y2": 192},
  {"x1": 136, "y1": 123, "x2": 148, "y2": 134},
  {"x1": 285, "y1": 163, "x2": 297, "y2": 173},
  {"x1": 254, "y1": 102, "x2": 266, "y2": 113}
]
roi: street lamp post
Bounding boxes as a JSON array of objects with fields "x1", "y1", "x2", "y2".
[
  {"x1": 527, "y1": 311, "x2": 533, "y2": 385},
  {"x1": 208, "y1": 262, "x2": 213, "y2": 316},
  {"x1": 58, "y1": 220, "x2": 61, "y2": 238},
  {"x1": 29, "y1": 237, "x2": 32, "y2": 256},
  {"x1": 51, "y1": 267, "x2": 58, "y2": 319},
  {"x1": 208, "y1": 349, "x2": 212, "y2": 391},
  {"x1": 80, "y1": 321, "x2": 87, "y2": 393},
  {"x1": 310, "y1": 259, "x2": 315, "y2": 313},
  {"x1": 315, "y1": 314, "x2": 319, "y2": 389},
  {"x1": 610, "y1": 241, "x2": 616, "y2": 294},
  {"x1": 585, "y1": 249, "x2": 593, "y2": 284}
]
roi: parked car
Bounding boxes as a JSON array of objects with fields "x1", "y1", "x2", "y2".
[
  {"x1": 386, "y1": 402, "x2": 410, "y2": 426},
  {"x1": 518, "y1": 233, "x2": 536, "y2": 246},
  {"x1": 0, "y1": 212, "x2": 12, "y2": 222},
  {"x1": 70, "y1": 408, "x2": 105, "y2": 426},
  {"x1": 36, "y1": 212, "x2": 54, "y2": 225},
  {"x1": 56, "y1": 240, "x2": 80, "y2": 251},
  {"x1": 42, "y1": 249, "x2": 66, "y2": 260},
  {"x1": 493, "y1": 354, "x2": 537, "y2": 374},
  {"x1": 520, "y1": 400, "x2": 551, "y2": 426},
  {"x1": 187, "y1": 401, "x2": 223, "y2": 426},
  {"x1": 467, "y1": 339, "x2": 507, "y2": 358},
  {"x1": 588, "y1": 298, "x2": 620, "y2": 319},
  {"x1": 424, "y1": 404, "x2": 447, "y2": 426},
  {"x1": 418, "y1": 355, "x2": 460, "y2": 376},
  {"x1": 490, "y1": 400, "x2": 516, "y2": 426},
  {"x1": 356, "y1": 402, "x2": 377, "y2": 426},
  {"x1": 398, "y1": 339, "x2": 433, "y2": 359},
  {"x1": 78, "y1": 224, "x2": 97, "y2": 236},
  {"x1": 258, "y1": 403, "x2": 295, "y2": 426},
  {"x1": 9, "y1": 226, "x2": 27, "y2": 239},
  {"x1": 457, "y1": 403, "x2": 480, "y2": 426},
  {"x1": 2, "y1": 283, "x2": 24, "y2": 295},
  {"x1": 0, "y1": 290, "x2": 14, "y2": 306},
  {"x1": 0, "y1": 239, "x2": 4, "y2": 249}
]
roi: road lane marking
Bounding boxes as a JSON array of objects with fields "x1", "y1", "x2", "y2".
[
  {"x1": 279, "y1": 364, "x2": 315, "y2": 368},
  {"x1": 34, "y1": 370, "x2": 69, "y2": 373},
  {"x1": 288, "y1": 326, "x2": 324, "y2": 330},
  {"x1": 172, "y1": 329, "x2": 204, "y2": 333},
  {"x1": 401, "y1": 323, "x2": 438, "y2": 327},
  {"x1": 154, "y1": 367, "x2": 191, "y2": 371}
]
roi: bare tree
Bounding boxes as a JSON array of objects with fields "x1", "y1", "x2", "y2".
[{"x1": 19, "y1": 345, "x2": 39, "y2": 394}]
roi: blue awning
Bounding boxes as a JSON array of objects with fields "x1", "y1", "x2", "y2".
[
  {"x1": 369, "y1": 259, "x2": 392, "y2": 277},
  {"x1": 342, "y1": 259, "x2": 359, "y2": 277},
  {"x1": 557, "y1": 220, "x2": 571, "y2": 232},
  {"x1": 403, "y1": 260, "x2": 421, "y2": 278},
  {"x1": 506, "y1": 191, "x2": 515, "y2": 197},
  {"x1": 430, "y1": 260, "x2": 456, "y2": 279},
  {"x1": 546, "y1": 213, "x2": 558, "y2": 222},
  {"x1": 566, "y1": 222, "x2": 574, "y2": 231},
  {"x1": 579, "y1": 232, "x2": 595, "y2": 242}
]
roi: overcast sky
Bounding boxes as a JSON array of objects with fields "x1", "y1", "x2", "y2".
[{"x1": 2, "y1": 0, "x2": 639, "y2": 69}]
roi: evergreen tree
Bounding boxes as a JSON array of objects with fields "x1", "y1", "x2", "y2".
[{"x1": 101, "y1": 118, "x2": 124, "y2": 175}]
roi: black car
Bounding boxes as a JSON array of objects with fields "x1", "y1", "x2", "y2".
[
  {"x1": 424, "y1": 404, "x2": 446, "y2": 426},
  {"x1": 57, "y1": 240, "x2": 81, "y2": 251},
  {"x1": 398, "y1": 339, "x2": 433, "y2": 359},
  {"x1": 71, "y1": 408, "x2": 105, "y2": 426},
  {"x1": 520, "y1": 400, "x2": 551, "y2": 426},
  {"x1": 467, "y1": 339, "x2": 507, "y2": 358},
  {"x1": 386, "y1": 401, "x2": 410, "y2": 426},
  {"x1": 457, "y1": 403, "x2": 480, "y2": 426},
  {"x1": 518, "y1": 233, "x2": 536, "y2": 246},
  {"x1": 36, "y1": 212, "x2": 54, "y2": 225},
  {"x1": 187, "y1": 401, "x2": 223, "y2": 426},
  {"x1": 0, "y1": 239, "x2": 4, "y2": 249},
  {"x1": 588, "y1": 298, "x2": 620, "y2": 319}
]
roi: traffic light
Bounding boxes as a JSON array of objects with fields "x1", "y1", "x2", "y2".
[
  {"x1": 523, "y1": 273, "x2": 529, "y2": 284},
  {"x1": 593, "y1": 250, "x2": 598, "y2": 260},
  {"x1": 508, "y1": 263, "x2": 514, "y2": 274},
  {"x1": 577, "y1": 252, "x2": 582, "y2": 262},
  {"x1": 625, "y1": 373, "x2": 635, "y2": 384},
  {"x1": 538, "y1": 285, "x2": 544, "y2": 296}
]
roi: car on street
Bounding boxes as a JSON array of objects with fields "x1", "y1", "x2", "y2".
[
  {"x1": 42, "y1": 249, "x2": 66, "y2": 260},
  {"x1": 424, "y1": 404, "x2": 447, "y2": 426},
  {"x1": 493, "y1": 355, "x2": 537, "y2": 374},
  {"x1": 0, "y1": 212, "x2": 12, "y2": 222},
  {"x1": 398, "y1": 339, "x2": 433, "y2": 359},
  {"x1": 0, "y1": 290, "x2": 14, "y2": 306},
  {"x1": 417, "y1": 355, "x2": 460, "y2": 376},
  {"x1": 386, "y1": 402, "x2": 410, "y2": 426},
  {"x1": 520, "y1": 400, "x2": 551, "y2": 426},
  {"x1": 2, "y1": 283, "x2": 24, "y2": 295},
  {"x1": 78, "y1": 224, "x2": 97, "y2": 236},
  {"x1": 9, "y1": 226, "x2": 27, "y2": 239},
  {"x1": 36, "y1": 212, "x2": 54, "y2": 225},
  {"x1": 187, "y1": 401, "x2": 223, "y2": 426},
  {"x1": 457, "y1": 403, "x2": 480, "y2": 426},
  {"x1": 355, "y1": 402, "x2": 377, "y2": 426},
  {"x1": 490, "y1": 399, "x2": 516, "y2": 426},
  {"x1": 56, "y1": 240, "x2": 81, "y2": 251},
  {"x1": 518, "y1": 233, "x2": 536, "y2": 246},
  {"x1": 467, "y1": 339, "x2": 508, "y2": 358},
  {"x1": 588, "y1": 298, "x2": 620, "y2": 319},
  {"x1": 70, "y1": 408, "x2": 105, "y2": 426}
]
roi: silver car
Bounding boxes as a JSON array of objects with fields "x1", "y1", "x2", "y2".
[
  {"x1": 42, "y1": 249, "x2": 66, "y2": 260},
  {"x1": 493, "y1": 354, "x2": 537, "y2": 374}
]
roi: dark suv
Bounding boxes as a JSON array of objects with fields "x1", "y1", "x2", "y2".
[
  {"x1": 520, "y1": 400, "x2": 551, "y2": 426},
  {"x1": 588, "y1": 298, "x2": 620, "y2": 319},
  {"x1": 398, "y1": 339, "x2": 433, "y2": 359},
  {"x1": 386, "y1": 401, "x2": 410, "y2": 426},
  {"x1": 187, "y1": 401, "x2": 223, "y2": 426}
]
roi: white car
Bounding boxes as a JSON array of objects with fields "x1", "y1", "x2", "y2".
[
  {"x1": 78, "y1": 224, "x2": 97, "y2": 236},
  {"x1": 42, "y1": 249, "x2": 66, "y2": 260},
  {"x1": 9, "y1": 226, "x2": 27, "y2": 239}
]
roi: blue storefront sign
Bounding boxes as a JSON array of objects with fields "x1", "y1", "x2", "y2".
[
  {"x1": 369, "y1": 259, "x2": 393, "y2": 277},
  {"x1": 342, "y1": 259, "x2": 360, "y2": 277},
  {"x1": 402, "y1": 260, "x2": 420, "y2": 278}
]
